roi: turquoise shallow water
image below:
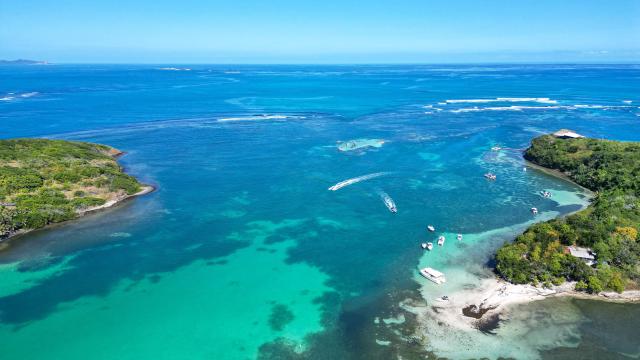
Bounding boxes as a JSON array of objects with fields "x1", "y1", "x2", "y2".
[{"x1": 0, "y1": 64, "x2": 639, "y2": 359}]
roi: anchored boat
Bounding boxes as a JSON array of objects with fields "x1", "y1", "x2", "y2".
[
  {"x1": 437, "y1": 236, "x2": 445, "y2": 246},
  {"x1": 427, "y1": 225, "x2": 435, "y2": 232},
  {"x1": 421, "y1": 242, "x2": 434, "y2": 251},
  {"x1": 419, "y1": 267, "x2": 446, "y2": 284},
  {"x1": 540, "y1": 190, "x2": 552, "y2": 198}
]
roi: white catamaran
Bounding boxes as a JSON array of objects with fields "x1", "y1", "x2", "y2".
[{"x1": 420, "y1": 267, "x2": 446, "y2": 284}]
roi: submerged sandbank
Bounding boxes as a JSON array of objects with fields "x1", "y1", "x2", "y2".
[
  {"x1": 405, "y1": 162, "x2": 603, "y2": 358},
  {"x1": 420, "y1": 275, "x2": 640, "y2": 333}
]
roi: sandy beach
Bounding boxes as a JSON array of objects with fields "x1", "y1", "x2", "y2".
[
  {"x1": 401, "y1": 274, "x2": 640, "y2": 359},
  {"x1": 416, "y1": 276, "x2": 640, "y2": 334}
]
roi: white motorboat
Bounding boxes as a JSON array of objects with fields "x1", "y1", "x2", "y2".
[
  {"x1": 419, "y1": 267, "x2": 446, "y2": 284},
  {"x1": 531, "y1": 207, "x2": 538, "y2": 215},
  {"x1": 427, "y1": 225, "x2": 435, "y2": 232},
  {"x1": 437, "y1": 236, "x2": 445, "y2": 246},
  {"x1": 457, "y1": 234, "x2": 463, "y2": 241},
  {"x1": 421, "y1": 242, "x2": 434, "y2": 251},
  {"x1": 379, "y1": 191, "x2": 397, "y2": 213}
]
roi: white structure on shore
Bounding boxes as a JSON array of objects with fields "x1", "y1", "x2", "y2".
[
  {"x1": 553, "y1": 129, "x2": 585, "y2": 139},
  {"x1": 566, "y1": 246, "x2": 596, "y2": 266}
]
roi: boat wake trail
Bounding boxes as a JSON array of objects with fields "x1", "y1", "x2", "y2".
[{"x1": 328, "y1": 172, "x2": 390, "y2": 191}]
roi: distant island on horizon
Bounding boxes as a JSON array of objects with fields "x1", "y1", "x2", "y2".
[{"x1": 0, "y1": 59, "x2": 48, "y2": 65}]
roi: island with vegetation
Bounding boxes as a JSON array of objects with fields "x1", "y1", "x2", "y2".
[
  {"x1": 0, "y1": 138, "x2": 151, "y2": 243},
  {"x1": 496, "y1": 132, "x2": 640, "y2": 294}
]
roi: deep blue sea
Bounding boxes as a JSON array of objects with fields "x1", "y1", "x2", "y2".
[{"x1": 0, "y1": 64, "x2": 639, "y2": 359}]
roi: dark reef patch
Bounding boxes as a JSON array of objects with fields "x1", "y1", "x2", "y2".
[
  {"x1": 462, "y1": 304, "x2": 497, "y2": 319},
  {"x1": 269, "y1": 303, "x2": 295, "y2": 331},
  {"x1": 477, "y1": 313, "x2": 501, "y2": 335}
]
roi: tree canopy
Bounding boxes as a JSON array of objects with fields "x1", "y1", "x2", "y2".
[{"x1": 495, "y1": 134, "x2": 640, "y2": 293}]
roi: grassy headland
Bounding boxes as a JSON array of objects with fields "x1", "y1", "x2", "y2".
[
  {"x1": 0, "y1": 138, "x2": 148, "y2": 240},
  {"x1": 496, "y1": 134, "x2": 640, "y2": 293}
]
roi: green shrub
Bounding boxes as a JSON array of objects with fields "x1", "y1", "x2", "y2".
[
  {"x1": 71, "y1": 197, "x2": 106, "y2": 209},
  {"x1": 587, "y1": 276, "x2": 603, "y2": 294},
  {"x1": 110, "y1": 174, "x2": 141, "y2": 195},
  {"x1": 575, "y1": 280, "x2": 588, "y2": 291}
]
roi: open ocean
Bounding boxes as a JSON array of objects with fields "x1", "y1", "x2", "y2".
[{"x1": 1, "y1": 64, "x2": 639, "y2": 359}]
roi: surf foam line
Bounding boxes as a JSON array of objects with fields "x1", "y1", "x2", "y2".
[
  {"x1": 328, "y1": 172, "x2": 390, "y2": 191},
  {"x1": 446, "y1": 104, "x2": 635, "y2": 113},
  {"x1": 217, "y1": 114, "x2": 305, "y2": 122},
  {"x1": 444, "y1": 97, "x2": 558, "y2": 104}
]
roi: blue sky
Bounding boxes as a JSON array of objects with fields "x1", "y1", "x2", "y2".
[{"x1": 1, "y1": 0, "x2": 639, "y2": 63}]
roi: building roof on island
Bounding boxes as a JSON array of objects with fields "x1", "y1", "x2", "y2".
[
  {"x1": 566, "y1": 246, "x2": 595, "y2": 260},
  {"x1": 553, "y1": 129, "x2": 585, "y2": 139}
]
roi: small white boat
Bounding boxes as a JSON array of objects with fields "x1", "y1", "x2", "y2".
[
  {"x1": 427, "y1": 225, "x2": 435, "y2": 232},
  {"x1": 457, "y1": 234, "x2": 463, "y2": 241},
  {"x1": 484, "y1": 173, "x2": 497, "y2": 180},
  {"x1": 420, "y1": 267, "x2": 446, "y2": 284},
  {"x1": 421, "y1": 242, "x2": 433, "y2": 251},
  {"x1": 540, "y1": 190, "x2": 552, "y2": 198},
  {"x1": 531, "y1": 207, "x2": 538, "y2": 215},
  {"x1": 437, "y1": 236, "x2": 445, "y2": 246},
  {"x1": 380, "y1": 192, "x2": 397, "y2": 213},
  {"x1": 491, "y1": 146, "x2": 501, "y2": 151}
]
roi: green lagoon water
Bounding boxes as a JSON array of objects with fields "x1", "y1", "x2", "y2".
[{"x1": 0, "y1": 64, "x2": 639, "y2": 359}]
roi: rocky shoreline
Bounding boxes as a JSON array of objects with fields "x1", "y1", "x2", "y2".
[{"x1": 0, "y1": 185, "x2": 154, "y2": 251}]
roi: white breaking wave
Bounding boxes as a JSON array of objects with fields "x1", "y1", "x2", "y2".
[
  {"x1": 449, "y1": 105, "x2": 557, "y2": 113},
  {"x1": 447, "y1": 104, "x2": 634, "y2": 113},
  {"x1": 328, "y1": 172, "x2": 389, "y2": 191},
  {"x1": 0, "y1": 92, "x2": 39, "y2": 101},
  {"x1": 444, "y1": 97, "x2": 558, "y2": 104},
  {"x1": 217, "y1": 114, "x2": 304, "y2": 122}
]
